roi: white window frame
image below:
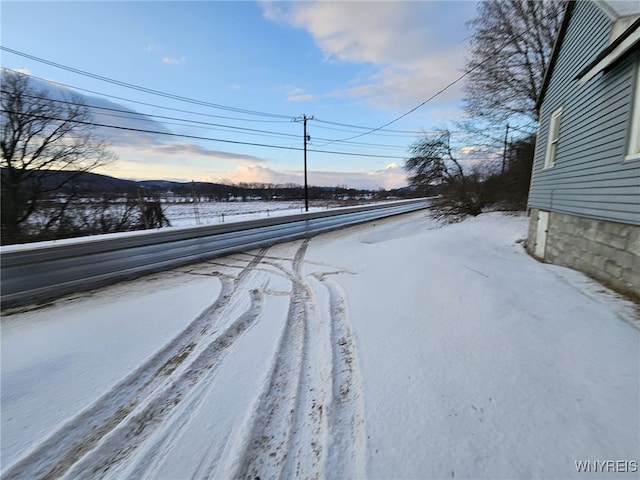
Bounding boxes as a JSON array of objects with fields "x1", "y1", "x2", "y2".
[
  {"x1": 625, "y1": 63, "x2": 640, "y2": 161},
  {"x1": 544, "y1": 107, "x2": 563, "y2": 169}
]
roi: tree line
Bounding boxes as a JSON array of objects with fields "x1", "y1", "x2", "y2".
[{"x1": 157, "y1": 181, "x2": 411, "y2": 203}]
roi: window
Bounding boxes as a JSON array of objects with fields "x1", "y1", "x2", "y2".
[
  {"x1": 544, "y1": 107, "x2": 562, "y2": 168},
  {"x1": 626, "y1": 64, "x2": 640, "y2": 161}
]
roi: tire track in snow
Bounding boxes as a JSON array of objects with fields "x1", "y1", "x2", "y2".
[
  {"x1": 2, "y1": 248, "x2": 269, "y2": 480},
  {"x1": 65, "y1": 288, "x2": 266, "y2": 479},
  {"x1": 231, "y1": 240, "x2": 366, "y2": 480},
  {"x1": 313, "y1": 272, "x2": 367, "y2": 479},
  {"x1": 232, "y1": 240, "x2": 316, "y2": 480},
  {"x1": 279, "y1": 243, "x2": 328, "y2": 480},
  {"x1": 117, "y1": 270, "x2": 298, "y2": 479}
]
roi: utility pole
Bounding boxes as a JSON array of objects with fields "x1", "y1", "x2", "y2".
[
  {"x1": 502, "y1": 123, "x2": 510, "y2": 174},
  {"x1": 295, "y1": 114, "x2": 314, "y2": 211},
  {"x1": 191, "y1": 180, "x2": 201, "y2": 226}
]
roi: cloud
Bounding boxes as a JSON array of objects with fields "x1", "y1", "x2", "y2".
[
  {"x1": 206, "y1": 162, "x2": 408, "y2": 190},
  {"x1": 143, "y1": 43, "x2": 185, "y2": 65},
  {"x1": 209, "y1": 165, "x2": 298, "y2": 185},
  {"x1": 460, "y1": 146, "x2": 487, "y2": 155},
  {"x1": 327, "y1": 47, "x2": 468, "y2": 112},
  {"x1": 261, "y1": 1, "x2": 475, "y2": 111},
  {"x1": 162, "y1": 56, "x2": 186, "y2": 65},
  {"x1": 34, "y1": 77, "x2": 271, "y2": 163},
  {"x1": 139, "y1": 142, "x2": 269, "y2": 163},
  {"x1": 286, "y1": 86, "x2": 314, "y2": 102},
  {"x1": 13, "y1": 73, "x2": 270, "y2": 167},
  {"x1": 0, "y1": 70, "x2": 172, "y2": 148},
  {"x1": 363, "y1": 162, "x2": 408, "y2": 189},
  {"x1": 275, "y1": 2, "x2": 429, "y2": 65}
]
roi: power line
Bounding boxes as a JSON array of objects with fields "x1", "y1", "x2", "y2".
[
  {"x1": 2, "y1": 91, "x2": 303, "y2": 140},
  {"x1": 0, "y1": 46, "x2": 296, "y2": 120},
  {"x1": 2, "y1": 64, "x2": 418, "y2": 146},
  {"x1": 0, "y1": 109, "x2": 406, "y2": 159},
  {"x1": 4, "y1": 90, "x2": 412, "y2": 150},
  {"x1": 1, "y1": 74, "x2": 505, "y2": 159},
  {"x1": 1, "y1": 53, "x2": 494, "y2": 151},
  {"x1": 310, "y1": 138, "x2": 408, "y2": 151},
  {"x1": 309, "y1": 122, "x2": 425, "y2": 139},
  {"x1": 2, "y1": 68, "x2": 294, "y2": 124},
  {"x1": 2, "y1": 69, "x2": 414, "y2": 151},
  {"x1": 2, "y1": 107, "x2": 495, "y2": 162},
  {"x1": 1, "y1": 49, "x2": 518, "y2": 162},
  {"x1": 312, "y1": 118, "x2": 425, "y2": 134},
  {"x1": 317, "y1": 69, "x2": 479, "y2": 147}
]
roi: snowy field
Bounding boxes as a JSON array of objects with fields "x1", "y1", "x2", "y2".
[
  {"x1": 163, "y1": 200, "x2": 344, "y2": 228},
  {"x1": 1, "y1": 210, "x2": 638, "y2": 479}
]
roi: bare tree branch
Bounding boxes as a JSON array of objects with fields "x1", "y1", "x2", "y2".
[
  {"x1": 463, "y1": 0, "x2": 564, "y2": 123},
  {"x1": 1, "y1": 70, "x2": 116, "y2": 243}
]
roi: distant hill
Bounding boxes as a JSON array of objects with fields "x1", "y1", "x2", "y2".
[
  {"x1": 1, "y1": 168, "x2": 417, "y2": 201},
  {"x1": 1, "y1": 169, "x2": 228, "y2": 195},
  {"x1": 1, "y1": 168, "x2": 136, "y2": 194},
  {"x1": 67, "y1": 171, "x2": 139, "y2": 193}
]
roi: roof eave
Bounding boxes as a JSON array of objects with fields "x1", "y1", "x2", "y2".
[
  {"x1": 575, "y1": 18, "x2": 640, "y2": 83},
  {"x1": 536, "y1": 1, "x2": 576, "y2": 112}
]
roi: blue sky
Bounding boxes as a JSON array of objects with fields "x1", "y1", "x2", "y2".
[{"x1": 1, "y1": 1, "x2": 479, "y2": 189}]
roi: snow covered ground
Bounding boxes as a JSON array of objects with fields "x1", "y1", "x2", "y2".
[
  {"x1": 1, "y1": 210, "x2": 638, "y2": 479},
  {"x1": 163, "y1": 200, "x2": 339, "y2": 228}
]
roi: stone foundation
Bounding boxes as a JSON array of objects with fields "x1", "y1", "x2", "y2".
[{"x1": 527, "y1": 208, "x2": 640, "y2": 298}]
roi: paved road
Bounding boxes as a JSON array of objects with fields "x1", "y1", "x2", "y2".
[{"x1": 1, "y1": 199, "x2": 428, "y2": 308}]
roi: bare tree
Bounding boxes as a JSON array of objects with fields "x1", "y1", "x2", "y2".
[
  {"x1": 464, "y1": 0, "x2": 565, "y2": 123},
  {"x1": 1, "y1": 70, "x2": 115, "y2": 243},
  {"x1": 405, "y1": 131, "x2": 492, "y2": 219}
]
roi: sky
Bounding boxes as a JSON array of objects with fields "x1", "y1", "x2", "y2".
[{"x1": 1, "y1": 1, "x2": 481, "y2": 189}]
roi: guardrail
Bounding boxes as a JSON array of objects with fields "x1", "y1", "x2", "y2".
[{"x1": 1, "y1": 199, "x2": 430, "y2": 308}]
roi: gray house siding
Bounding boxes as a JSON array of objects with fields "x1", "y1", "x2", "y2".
[
  {"x1": 528, "y1": 1, "x2": 640, "y2": 226},
  {"x1": 527, "y1": 0, "x2": 640, "y2": 298}
]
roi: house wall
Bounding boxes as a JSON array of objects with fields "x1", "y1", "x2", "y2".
[
  {"x1": 528, "y1": 208, "x2": 640, "y2": 298},
  {"x1": 528, "y1": 1, "x2": 640, "y2": 225},
  {"x1": 526, "y1": 1, "x2": 640, "y2": 298}
]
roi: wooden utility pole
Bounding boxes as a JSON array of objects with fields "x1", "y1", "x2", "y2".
[
  {"x1": 295, "y1": 114, "x2": 314, "y2": 211},
  {"x1": 191, "y1": 180, "x2": 201, "y2": 226}
]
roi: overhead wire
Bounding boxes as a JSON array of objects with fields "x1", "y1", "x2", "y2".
[
  {"x1": 2, "y1": 90, "x2": 303, "y2": 140},
  {"x1": 2, "y1": 106, "x2": 496, "y2": 163},
  {"x1": 3, "y1": 90, "x2": 414, "y2": 151},
  {"x1": 1, "y1": 52, "x2": 468, "y2": 155},
  {"x1": 1, "y1": 44, "x2": 515, "y2": 163},
  {"x1": 311, "y1": 118, "x2": 425, "y2": 134},
  {"x1": 0, "y1": 109, "x2": 487, "y2": 161},
  {"x1": 0, "y1": 108, "x2": 410, "y2": 159},
  {"x1": 1, "y1": 68, "x2": 418, "y2": 152},
  {"x1": 0, "y1": 46, "x2": 296, "y2": 120},
  {"x1": 2, "y1": 67, "x2": 294, "y2": 124},
  {"x1": 313, "y1": 72, "x2": 478, "y2": 147}
]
